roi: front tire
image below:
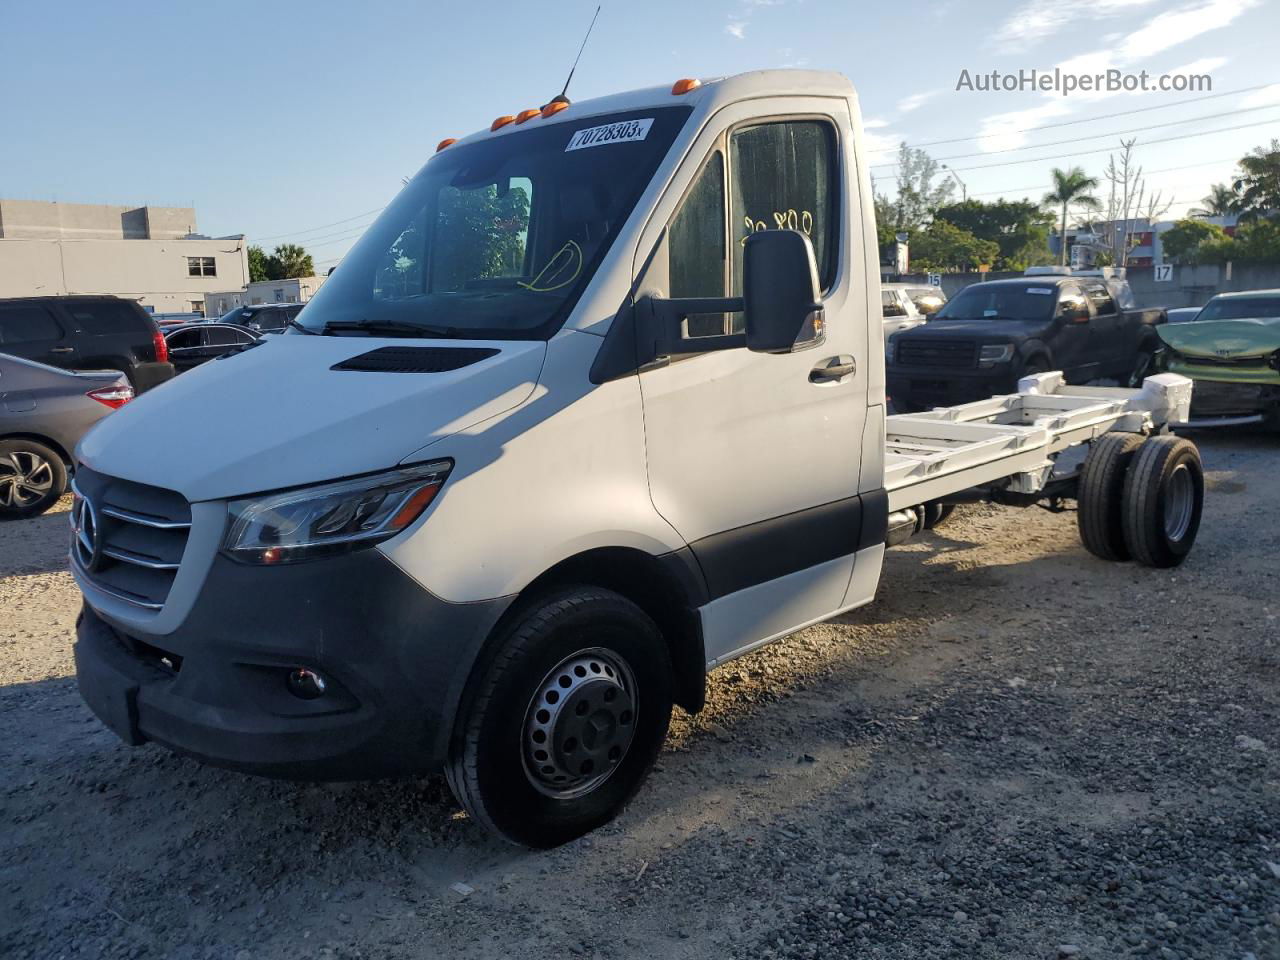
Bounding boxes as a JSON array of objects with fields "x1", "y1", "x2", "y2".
[
  {"x1": 446, "y1": 587, "x2": 673, "y2": 848},
  {"x1": 0, "y1": 439, "x2": 67, "y2": 520},
  {"x1": 1120, "y1": 435, "x2": 1204, "y2": 568}
]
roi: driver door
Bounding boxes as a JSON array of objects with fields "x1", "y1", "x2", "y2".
[{"x1": 636, "y1": 99, "x2": 871, "y2": 665}]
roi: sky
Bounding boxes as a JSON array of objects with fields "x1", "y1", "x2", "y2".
[{"x1": 1, "y1": 0, "x2": 1278, "y2": 270}]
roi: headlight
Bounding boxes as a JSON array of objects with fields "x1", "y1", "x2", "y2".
[
  {"x1": 978, "y1": 343, "x2": 1015, "y2": 366},
  {"x1": 223, "y1": 461, "x2": 451, "y2": 564}
]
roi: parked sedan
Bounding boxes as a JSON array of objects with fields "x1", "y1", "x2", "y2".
[
  {"x1": 165, "y1": 323, "x2": 260, "y2": 373},
  {"x1": 214, "y1": 303, "x2": 303, "y2": 334},
  {"x1": 1157, "y1": 289, "x2": 1280, "y2": 427},
  {"x1": 0, "y1": 353, "x2": 132, "y2": 518}
]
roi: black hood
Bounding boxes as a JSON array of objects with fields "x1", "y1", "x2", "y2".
[{"x1": 903, "y1": 317, "x2": 1052, "y2": 341}]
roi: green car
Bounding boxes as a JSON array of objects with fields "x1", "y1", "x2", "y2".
[{"x1": 1157, "y1": 289, "x2": 1280, "y2": 427}]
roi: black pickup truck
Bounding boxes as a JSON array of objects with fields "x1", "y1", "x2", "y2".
[{"x1": 886, "y1": 273, "x2": 1166, "y2": 411}]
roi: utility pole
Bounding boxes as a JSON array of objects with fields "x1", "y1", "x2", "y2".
[{"x1": 942, "y1": 164, "x2": 967, "y2": 202}]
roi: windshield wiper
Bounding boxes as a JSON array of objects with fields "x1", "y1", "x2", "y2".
[
  {"x1": 319, "y1": 319, "x2": 460, "y2": 338},
  {"x1": 284, "y1": 317, "x2": 317, "y2": 335}
]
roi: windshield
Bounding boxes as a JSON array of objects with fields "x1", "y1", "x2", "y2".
[
  {"x1": 298, "y1": 107, "x2": 690, "y2": 340},
  {"x1": 934, "y1": 283, "x2": 1058, "y2": 322},
  {"x1": 1196, "y1": 296, "x2": 1280, "y2": 322}
]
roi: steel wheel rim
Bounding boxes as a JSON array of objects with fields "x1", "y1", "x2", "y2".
[
  {"x1": 1163, "y1": 463, "x2": 1194, "y2": 541},
  {"x1": 522, "y1": 647, "x2": 638, "y2": 800},
  {"x1": 0, "y1": 451, "x2": 54, "y2": 508}
]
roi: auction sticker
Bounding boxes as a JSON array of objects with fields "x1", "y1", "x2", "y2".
[{"x1": 565, "y1": 118, "x2": 654, "y2": 151}]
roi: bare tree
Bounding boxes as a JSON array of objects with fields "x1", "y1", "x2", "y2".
[{"x1": 1096, "y1": 139, "x2": 1173, "y2": 267}]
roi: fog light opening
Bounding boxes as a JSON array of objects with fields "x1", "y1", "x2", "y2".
[{"x1": 287, "y1": 668, "x2": 328, "y2": 700}]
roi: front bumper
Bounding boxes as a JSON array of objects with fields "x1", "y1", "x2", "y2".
[
  {"x1": 1164, "y1": 366, "x2": 1280, "y2": 425},
  {"x1": 74, "y1": 549, "x2": 511, "y2": 780}
]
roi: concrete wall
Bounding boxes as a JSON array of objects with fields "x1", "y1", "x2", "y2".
[
  {"x1": 0, "y1": 199, "x2": 197, "y2": 240},
  {"x1": 896, "y1": 264, "x2": 1280, "y2": 309},
  {"x1": 0, "y1": 238, "x2": 250, "y2": 313}
]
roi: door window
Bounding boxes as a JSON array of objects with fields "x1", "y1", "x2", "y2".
[
  {"x1": 0, "y1": 305, "x2": 63, "y2": 344},
  {"x1": 206, "y1": 326, "x2": 248, "y2": 346},
  {"x1": 881, "y1": 290, "x2": 906, "y2": 318},
  {"x1": 730, "y1": 120, "x2": 838, "y2": 302},
  {"x1": 65, "y1": 301, "x2": 143, "y2": 335},
  {"x1": 667, "y1": 152, "x2": 727, "y2": 338},
  {"x1": 166, "y1": 329, "x2": 201, "y2": 350},
  {"x1": 1083, "y1": 281, "x2": 1116, "y2": 316}
]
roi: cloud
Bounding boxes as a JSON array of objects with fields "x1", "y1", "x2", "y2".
[
  {"x1": 993, "y1": 0, "x2": 1158, "y2": 50},
  {"x1": 974, "y1": 100, "x2": 1074, "y2": 153},
  {"x1": 1240, "y1": 83, "x2": 1280, "y2": 108},
  {"x1": 725, "y1": 20, "x2": 747, "y2": 38},
  {"x1": 973, "y1": 0, "x2": 1257, "y2": 151},
  {"x1": 1119, "y1": 0, "x2": 1258, "y2": 59},
  {"x1": 897, "y1": 91, "x2": 937, "y2": 113}
]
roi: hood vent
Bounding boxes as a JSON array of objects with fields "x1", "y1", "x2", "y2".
[{"x1": 332, "y1": 346, "x2": 500, "y2": 373}]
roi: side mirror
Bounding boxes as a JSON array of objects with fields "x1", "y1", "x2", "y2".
[
  {"x1": 1059, "y1": 301, "x2": 1089, "y2": 324},
  {"x1": 742, "y1": 230, "x2": 824, "y2": 353}
]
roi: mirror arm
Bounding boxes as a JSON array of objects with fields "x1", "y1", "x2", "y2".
[{"x1": 638, "y1": 295, "x2": 746, "y2": 357}]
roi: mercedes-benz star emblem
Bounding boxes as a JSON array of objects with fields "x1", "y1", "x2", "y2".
[{"x1": 71, "y1": 493, "x2": 103, "y2": 572}]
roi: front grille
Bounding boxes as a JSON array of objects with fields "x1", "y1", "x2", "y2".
[
  {"x1": 1177, "y1": 353, "x2": 1270, "y2": 369},
  {"x1": 894, "y1": 338, "x2": 977, "y2": 368},
  {"x1": 71, "y1": 466, "x2": 191, "y2": 611}
]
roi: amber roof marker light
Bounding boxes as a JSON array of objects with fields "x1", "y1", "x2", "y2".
[
  {"x1": 491, "y1": 115, "x2": 516, "y2": 131},
  {"x1": 539, "y1": 4, "x2": 600, "y2": 118},
  {"x1": 671, "y1": 77, "x2": 701, "y2": 96},
  {"x1": 515, "y1": 108, "x2": 541, "y2": 124},
  {"x1": 436, "y1": 137, "x2": 457, "y2": 152}
]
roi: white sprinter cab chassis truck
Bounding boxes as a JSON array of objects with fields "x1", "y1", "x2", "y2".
[{"x1": 70, "y1": 71, "x2": 1204, "y2": 847}]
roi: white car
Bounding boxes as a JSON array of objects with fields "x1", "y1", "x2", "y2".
[{"x1": 881, "y1": 283, "x2": 928, "y2": 336}]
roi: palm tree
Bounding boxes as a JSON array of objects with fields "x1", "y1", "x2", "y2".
[
  {"x1": 1044, "y1": 167, "x2": 1102, "y2": 266},
  {"x1": 1189, "y1": 183, "x2": 1238, "y2": 218}
]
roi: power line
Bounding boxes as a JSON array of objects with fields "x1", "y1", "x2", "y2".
[
  {"x1": 963, "y1": 156, "x2": 1245, "y2": 199},
  {"x1": 940, "y1": 117, "x2": 1279, "y2": 174},
  {"x1": 867, "y1": 81, "x2": 1277, "y2": 153},
  {"x1": 870, "y1": 103, "x2": 1280, "y2": 169},
  {"x1": 253, "y1": 206, "x2": 386, "y2": 243}
]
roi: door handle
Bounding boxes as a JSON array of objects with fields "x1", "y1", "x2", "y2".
[
  {"x1": 810, "y1": 355, "x2": 856, "y2": 382},
  {"x1": 50, "y1": 346, "x2": 75, "y2": 354}
]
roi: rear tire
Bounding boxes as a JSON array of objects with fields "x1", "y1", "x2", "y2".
[
  {"x1": 1120, "y1": 435, "x2": 1204, "y2": 568},
  {"x1": 1077, "y1": 432, "x2": 1144, "y2": 561},
  {"x1": 0, "y1": 439, "x2": 67, "y2": 520},
  {"x1": 446, "y1": 586, "x2": 673, "y2": 848}
]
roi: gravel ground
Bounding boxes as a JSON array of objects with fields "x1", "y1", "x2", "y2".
[{"x1": 2, "y1": 430, "x2": 1278, "y2": 960}]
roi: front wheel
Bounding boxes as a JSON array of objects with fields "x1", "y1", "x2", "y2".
[
  {"x1": 1127, "y1": 347, "x2": 1157, "y2": 388},
  {"x1": 446, "y1": 587, "x2": 673, "y2": 848},
  {"x1": 0, "y1": 439, "x2": 67, "y2": 520}
]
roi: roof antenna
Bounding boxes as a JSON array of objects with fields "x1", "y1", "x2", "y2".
[{"x1": 546, "y1": 5, "x2": 601, "y2": 110}]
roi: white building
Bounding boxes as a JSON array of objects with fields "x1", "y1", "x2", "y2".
[
  {"x1": 0, "y1": 199, "x2": 249, "y2": 315},
  {"x1": 203, "y1": 275, "x2": 328, "y2": 318}
]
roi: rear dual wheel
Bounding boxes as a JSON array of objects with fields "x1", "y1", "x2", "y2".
[
  {"x1": 1078, "y1": 433, "x2": 1203, "y2": 567},
  {"x1": 446, "y1": 587, "x2": 673, "y2": 848}
]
